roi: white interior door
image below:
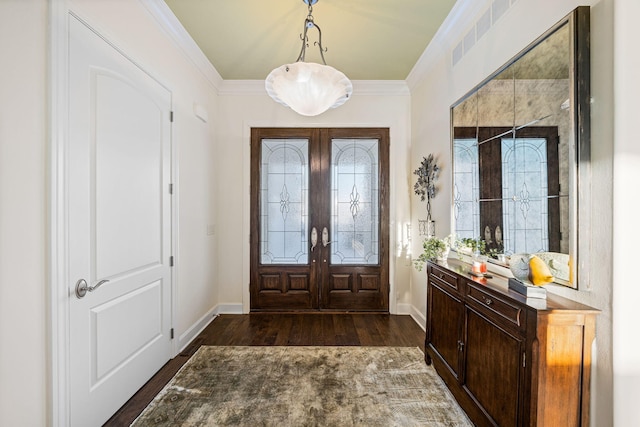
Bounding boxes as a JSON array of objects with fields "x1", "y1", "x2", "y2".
[{"x1": 68, "y1": 16, "x2": 172, "y2": 427}]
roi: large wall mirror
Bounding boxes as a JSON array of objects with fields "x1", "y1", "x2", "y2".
[{"x1": 451, "y1": 7, "x2": 590, "y2": 289}]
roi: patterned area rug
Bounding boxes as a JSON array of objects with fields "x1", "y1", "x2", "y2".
[{"x1": 131, "y1": 346, "x2": 472, "y2": 426}]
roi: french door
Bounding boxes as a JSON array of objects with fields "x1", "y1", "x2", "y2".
[{"x1": 250, "y1": 128, "x2": 389, "y2": 311}]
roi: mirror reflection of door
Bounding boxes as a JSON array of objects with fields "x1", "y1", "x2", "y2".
[
  {"x1": 453, "y1": 126, "x2": 561, "y2": 255},
  {"x1": 450, "y1": 7, "x2": 589, "y2": 289},
  {"x1": 250, "y1": 128, "x2": 389, "y2": 312}
]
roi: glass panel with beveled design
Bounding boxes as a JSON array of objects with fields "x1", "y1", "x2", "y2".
[
  {"x1": 260, "y1": 139, "x2": 309, "y2": 264},
  {"x1": 453, "y1": 138, "x2": 480, "y2": 241},
  {"x1": 501, "y1": 137, "x2": 549, "y2": 253},
  {"x1": 331, "y1": 139, "x2": 379, "y2": 265}
]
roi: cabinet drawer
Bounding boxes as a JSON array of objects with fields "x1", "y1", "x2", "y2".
[
  {"x1": 429, "y1": 264, "x2": 459, "y2": 293},
  {"x1": 466, "y1": 283, "x2": 525, "y2": 331}
]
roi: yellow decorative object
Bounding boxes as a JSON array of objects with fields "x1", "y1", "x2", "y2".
[
  {"x1": 528, "y1": 255, "x2": 555, "y2": 286},
  {"x1": 535, "y1": 252, "x2": 570, "y2": 283}
]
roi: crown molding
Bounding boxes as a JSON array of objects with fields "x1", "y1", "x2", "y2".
[
  {"x1": 218, "y1": 79, "x2": 410, "y2": 97},
  {"x1": 352, "y1": 80, "x2": 411, "y2": 96},
  {"x1": 139, "y1": 0, "x2": 223, "y2": 90},
  {"x1": 406, "y1": 0, "x2": 491, "y2": 90}
]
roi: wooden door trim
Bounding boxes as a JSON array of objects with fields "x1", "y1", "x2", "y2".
[
  {"x1": 250, "y1": 128, "x2": 320, "y2": 310},
  {"x1": 320, "y1": 128, "x2": 390, "y2": 311},
  {"x1": 250, "y1": 127, "x2": 390, "y2": 312}
]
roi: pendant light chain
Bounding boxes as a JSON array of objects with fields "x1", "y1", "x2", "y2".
[{"x1": 296, "y1": 0, "x2": 328, "y2": 65}]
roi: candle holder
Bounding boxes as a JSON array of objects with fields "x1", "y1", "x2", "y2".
[{"x1": 471, "y1": 254, "x2": 488, "y2": 276}]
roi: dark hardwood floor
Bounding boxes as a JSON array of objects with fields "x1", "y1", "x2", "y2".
[{"x1": 103, "y1": 313, "x2": 425, "y2": 426}]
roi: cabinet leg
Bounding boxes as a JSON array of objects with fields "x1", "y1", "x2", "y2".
[{"x1": 425, "y1": 352, "x2": 432, "y2": 365}]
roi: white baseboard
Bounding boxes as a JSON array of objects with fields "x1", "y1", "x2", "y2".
[
  {"x1": 176, "y1": 303, "x2": 244, "y2": 353},
  {"x1": 409, "y1": 305, "x2": 427, "y2": 331},
  {"x1": 396, "y1": 303, "x2": 426, "y2": 332},
  {"x1": 177, "y1": 306, "x2": 217, "y2": 353},
  {"x1": 395, "y1": 302, "x2": 413, "y2": 315},
  {"x1": 214, "y1": 303, "x2": 243, "y2": 314}
]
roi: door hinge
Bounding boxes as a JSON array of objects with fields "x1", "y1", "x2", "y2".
[
  {"x1": 523, "y1": 352, "x2": 526, "y2": 368},
  {"x1": 170, "y1": 111, "x2": 174, "y2": 122},
  {"x1": 169, "y1": 183, "x2": 174, "y2": 194},
  {"x1": 170, "y1": 328, "x2": 174, "y2": 339},
  {"x1": 169, "y1": 256, "x2": 174, "y2": 267}
]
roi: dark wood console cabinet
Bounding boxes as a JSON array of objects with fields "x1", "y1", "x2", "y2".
[{"x1": 425, "y1": 259, "x2": 598, "y2": 427}]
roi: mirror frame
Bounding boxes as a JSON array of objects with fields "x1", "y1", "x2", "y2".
[{"x1": 450, "y1": 6, "x2": 590, "y2": 289}]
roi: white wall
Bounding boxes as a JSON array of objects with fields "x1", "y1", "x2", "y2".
[
  {"x1": 612, "y1": 0, "x2": 640, "y2": 425},
  {"x1": 0, "y1": 1, "x2": 48, "y2": 426},
  {"x1": 215, "y1": 82, "x2": 413, "y2": 314},
  {"x1": 408, "y1": 0, "x2": 619, "y2": 425}
]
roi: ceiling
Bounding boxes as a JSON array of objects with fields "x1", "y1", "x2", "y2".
[{"x1": 163, "y1": 0, "x2": 458, "y2": 81}]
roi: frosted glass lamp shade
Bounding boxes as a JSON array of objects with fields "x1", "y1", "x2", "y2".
[{"x1": 265, "y1": 62, "x2": 352, "y2": 116}]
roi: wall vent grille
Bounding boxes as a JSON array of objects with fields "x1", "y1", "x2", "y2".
[{"x1": 452, "y1": 0, "x2": 519, "y2": 66}]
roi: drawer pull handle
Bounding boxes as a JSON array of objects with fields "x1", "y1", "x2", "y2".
[
  {"x1": 483, "y1": 297, "x2": 493, "y2": 305},
  {"x1": 439, "y1": 274, "x2": 445, "y2": 279}
]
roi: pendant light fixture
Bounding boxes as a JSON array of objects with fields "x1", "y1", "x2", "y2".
[{"x1": 265, "y1": 0, "x2": 352, "y2": 116}]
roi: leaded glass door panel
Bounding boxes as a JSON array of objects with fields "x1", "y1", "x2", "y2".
[
  {"x1": 453, "y1": 126, "x2": 560, "y2": 256},
  {"x1": 250, "y1": 128, "x2": 389, "y2": 311},
  {"x1": 321, "y1": 129, "x2": 388, "y2": 310}
]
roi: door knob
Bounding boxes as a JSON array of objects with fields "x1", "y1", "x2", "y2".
[
  {"x1": 75, "y1": 278, "x2": 110, "y2": 299},
  {"x1": 322, "y1": 227, "x2": 331, "y2": 247},
  {"x1": 311, "y1": 227, "x2": 318, "y2": 252}
]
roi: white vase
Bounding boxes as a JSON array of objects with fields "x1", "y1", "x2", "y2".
[{"x1": 437, "y1": 247, "x2": 450, "y2": 261}]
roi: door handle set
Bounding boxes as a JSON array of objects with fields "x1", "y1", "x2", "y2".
[
  {"x1": 311, "y1": 227, "x2": 318, "y2": 251},
  {"x1": 311, "y1": 226, "x2": 332, "y2": 252},
  {"x1": 75, "y1": 278, "x2": 110, "y2": 299},
  {"x1": 321, "y1": 227, "x2": 331, "y2": 247}
]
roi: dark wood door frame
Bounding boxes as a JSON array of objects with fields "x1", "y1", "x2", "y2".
[
  {"x1": 454, "y1": 126, "x2": 560, "y2": 252},
  {"x1": 250, "y1": 127, "x2": 390, "y2": 312},
  {"x1": 249, "y1": 128, "x2": 319, "y2": 311}
]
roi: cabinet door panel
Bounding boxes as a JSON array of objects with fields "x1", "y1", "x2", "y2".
[
  {"x1": 464, "y1": 307, "x2": 523, "y2": 427},
  {"x1": 428, "y1": 282, "x2": 464, "y2": 379}
]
